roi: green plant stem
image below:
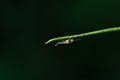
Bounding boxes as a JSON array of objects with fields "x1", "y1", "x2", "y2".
[{"x1": 45, "y1": 27, "x2": 120, "y2": 44}]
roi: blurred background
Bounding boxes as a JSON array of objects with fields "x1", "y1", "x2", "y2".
[{"x1": 0, "y1": 0, "x2": 120, "y2": 80}]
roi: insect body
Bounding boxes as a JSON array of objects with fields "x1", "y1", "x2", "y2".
[
  {"x1": 55, "y1": 39, "x2": 74, "y2": 46},
  {"x1": 55, "y1": 39, "x2": 81, "y2": 46}
]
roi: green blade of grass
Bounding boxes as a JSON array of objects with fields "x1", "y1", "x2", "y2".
[{"x1": 45, "y1": 27, "x2": 120, "y2": 44}]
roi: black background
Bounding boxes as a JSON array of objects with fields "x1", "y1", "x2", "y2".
[{"x1": 0, "y1": 0, "x2": 120, "y2": 80}]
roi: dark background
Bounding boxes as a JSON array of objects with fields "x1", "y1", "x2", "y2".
[{"x1": 0, "y1": 0, "x2": 120, "y2": 80}]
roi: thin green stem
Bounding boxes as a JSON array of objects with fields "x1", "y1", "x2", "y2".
[{"x1": 45, "y1": 27, "x2": 120, "y2": 44}]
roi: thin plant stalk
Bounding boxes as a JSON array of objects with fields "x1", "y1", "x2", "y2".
[{"x1": 45, "y1": 27, "x2": 120, "y2": 44}]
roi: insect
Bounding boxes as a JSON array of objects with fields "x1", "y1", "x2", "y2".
[{"x1": 55, "y1": 39, "x2": 80, "y2": 46}]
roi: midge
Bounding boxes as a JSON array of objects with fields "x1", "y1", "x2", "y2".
[{"x1": 55, "y1": 39, "x2": 80, "y2": 46}]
